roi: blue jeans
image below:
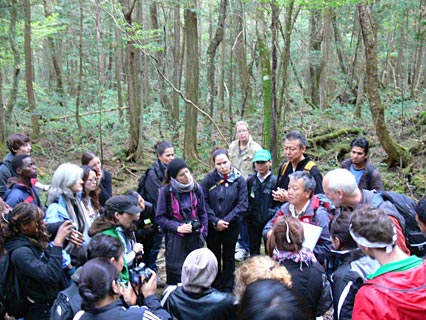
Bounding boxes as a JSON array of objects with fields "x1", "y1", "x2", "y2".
[{"x1": 237, "y1": 218, "x2": 250, "y2": 252}]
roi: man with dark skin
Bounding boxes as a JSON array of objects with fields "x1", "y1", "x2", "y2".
[
  {"x1": 4, "y1": 154, "x2": 42, "y2": 209},
  {"x1": 341, "y1": 137, "x2": 383, "y2": 191}
]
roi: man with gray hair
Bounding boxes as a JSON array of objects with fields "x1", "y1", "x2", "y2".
[
  {"x1": 263, "y1": 171, "x2": 332, "y2": 264},
  {"x1": 350, "y1": 206, "x2": 426, "y2": 319},
  {"x1": 322, "y1": 168, "x2": 409, "y2": 254}
]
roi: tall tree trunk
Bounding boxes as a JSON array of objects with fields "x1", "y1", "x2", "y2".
[
  {"x1": 172, "y1": 5, "x2": 182, "y2": 124},
  {"x1": 331, "y1": 9, "x2": 347, "y2": 75},
  {"x1": 358, "y1": 4, "x2": 411, "y2": 167},
  {"x1": 75, "y1": 0, "x2": 83, "y2": 135},
  {"x1": 150, "y1": 1, "x2": 170, "y2": 116},
  {"x1": 233, "y1": 0, "x2": 252, "y2": 116},
  {"x1": 120, "y1": 0, "x2": 143, "y2": 158},
  {"x1": 183, "y1": 1, "x2": 199, "y2": 160},
  {"x1": 114, "y1": 24, "x2": 124, "y2": 118},
  {"x1": 256, "y1": 8, "x2": 272, "y2": 149},
  {"x1": 43, "y1": 0, "x2": 65, "y2": 107},
  {"x1": 6, "y1": 0, "x2": 20, "y2": 134},
  {"x1": 411, "y1": 0, "x2": 426, "y2": 98},
  {"x1": 308, "y1": 9, "x2": 322, "y2": 109},
  {"x1": 320, "y1": 9, "x2": 332, "y2": 110},
  {"x1": 270, "y1": 1, "x2": 279, "y2": 160},
  {"x1": 206, "y1": 0, "x2": 227, "y2": 138},
  {"x1": 95, "y1": 2, "x2": 105, "y2": 85},
  {"x1": 24, "y1": 0, "x2": 39, "y2": 138}
]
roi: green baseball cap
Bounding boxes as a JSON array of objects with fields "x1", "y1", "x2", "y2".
[{"x1": 253, "y1": 149, "x2": 272, "y2": 162}]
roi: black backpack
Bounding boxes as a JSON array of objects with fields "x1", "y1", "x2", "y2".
[
  {"x1": 372, "y1": 191, "x2": 426, "y2": 257},
  {"x1": 137, "y1": 168, "x2": 151, "y2": 199},
  {"x1": 0, "y1": 248, "x2": 31, "y2": 318},
  {"x1": 49, "y1": 282, "x2": 80, "y2": 320}
]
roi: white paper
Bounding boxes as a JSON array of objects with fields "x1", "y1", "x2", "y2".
[{"x1": 301, "y1": 221, "x2": 323, "y2": 251}]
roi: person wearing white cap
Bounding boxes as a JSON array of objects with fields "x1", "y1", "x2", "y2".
[{"x1": 351, "y1": 206, "x2": 426, "y2": 319}]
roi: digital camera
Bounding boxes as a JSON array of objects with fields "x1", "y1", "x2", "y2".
[
  {"x1": 188, "y1": 218, "x2": 202, "y2": 234},
  {"x1": 129, "y1": 266, "x2": 153, "y2": 285}
]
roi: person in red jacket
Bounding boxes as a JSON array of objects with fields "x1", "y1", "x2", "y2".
[{"x1": 351, "y1": 206, "x2": 426, "y2": 320}]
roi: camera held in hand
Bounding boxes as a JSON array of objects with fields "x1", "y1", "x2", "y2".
[
  {"x1": 129, "y1": 264, "x2": 153, "y2": 285},
  {"x1": 188, "y1": 218, "x2": 202, "y2": 234}
]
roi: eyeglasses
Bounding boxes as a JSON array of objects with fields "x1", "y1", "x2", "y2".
[
  {"x1": 86, "y1": 179, "x2": 98, "y2": 183},
  {"x1": 237, "y1": 130, "x2": 248, "y2": 134}
]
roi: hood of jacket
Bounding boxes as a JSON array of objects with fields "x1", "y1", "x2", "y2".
[
  {"x1": 88, "y1": 216, "x2": 117, "y2": 237},
  {"x1": 4, "y1": 233, "x2": 34, "y2": 253}
]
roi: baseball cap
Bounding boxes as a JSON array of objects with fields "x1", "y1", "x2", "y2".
[
  {"x1": 105, "y1": 195, "x2": 141, "y2": 215},
  {"x1": 253, "y1": 149, "x2": 272, "y2": 162}
]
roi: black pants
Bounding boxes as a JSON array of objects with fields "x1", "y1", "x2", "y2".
[
  {"x1": 25, "y1": 301, "x2": 53, "y2": 320},
  {"x1": 207, "y1": 222, "x2": 241, "y2": 292},
  {"x1": 247, "y1": 223, "x2": 268, "y2": 255},
  {"x1": 165, "y1": 232, "x2": 204, "y2": 285}
]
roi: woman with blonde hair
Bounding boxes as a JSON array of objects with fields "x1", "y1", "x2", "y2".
[{"x1": 234, "y1": 255, "x2": 292, "y2": 301}]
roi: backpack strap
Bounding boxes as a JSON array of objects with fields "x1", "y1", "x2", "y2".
[
  {"x1": 365, "y1": 164, "x2": 375, "y2": 190},
  {"x1": 304, "y1": 160, "x2": 317, "y2": 172}
]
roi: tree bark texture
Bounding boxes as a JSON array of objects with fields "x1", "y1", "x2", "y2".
[
  {"x1": 309, "y1": 9, "x2": 322, "y2": 109},
  {"x1": 24, "y1": 0, "x2": 40, "y2": 137},
  {"x1": 6, "y1": 0, "x2": 20, "y2": 134},
  {"x1": 183, "y1": 2, "x2": 199, "y2": 160},
  {"x1": 358, "y1": 4, "x2": 411, "y2": 167}
]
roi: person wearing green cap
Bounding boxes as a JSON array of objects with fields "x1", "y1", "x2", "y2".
[{"x1": 246, "y1": 149, "x2": 277, "y2": 255}]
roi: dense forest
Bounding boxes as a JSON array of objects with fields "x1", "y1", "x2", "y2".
[{"x1": 0, "y1": 0, "x2": 425, "y2": 195}]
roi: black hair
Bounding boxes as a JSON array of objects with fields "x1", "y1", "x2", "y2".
[
  {"x1": 80, "y1": 233, "x2": 124, "y2": 265},
  {"x1": 238, "y1": 279, "x2": 311, "y2": 320},
  {"x1": 350, "y1": 137, "x2": 369, "y2": 154},
  {"x1": 79, "y1": 258, "x2": 119, "y2": 313},
  {"x1": 7, "y1": 133, "x2": 30, "y2": 154},
  {"x1": 285, "y1": 130, "x2": 307, "y2": 147},
  {"x1": 416, "y1": 198, "x2": 426, "y2": 224},
  {"x1": 211, "y1": 147, "x2": 229, "y2": 163},
  {"x1": 0, "y1": 203, "x2": 48, "y2": 254},
  {"x1": 155, "y1": 141, "x2": 173, "y2": 157},
  {"x1": 329, "y1": 211, "x2": 357, "y2": 250},
  {"x1": 11, "y1": 154, "x2": 31, "y2": 173}
]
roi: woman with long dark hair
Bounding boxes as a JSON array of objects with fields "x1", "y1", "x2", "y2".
[
  {"x1": 156, "y1": 158, "x2": 208, "y2": 285},
  {"x1": 77, "y1": 258, "x2": 170, "y2": 320},
  {"x1": 201, "y1": 148, "x2": 248, "y2": 292},
  {"x1": 137, "y1": 141, "x2": 174, "y2": 273},
  {"x1": 81, "y1": 165, "x2": 101, "y2": 222},
  {"x1": 81, "y1": 151, "x2": 112, "y2": 207},
  {"x1": 0, "y1": 203, "x2": 72, "y2": 320}
]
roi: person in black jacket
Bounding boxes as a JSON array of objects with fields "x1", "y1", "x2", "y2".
[
  {"x1": 77, "y1": 258, "x2": 171, "y2": 320},
  {"x1": 0, "y1": 202, "x2": 73, "y2": 320},
  {"x1": 246, "y1": 149, "x2": 276, "y2": 255},
  {"x1": 201, "y1": 148, "x2": 248, "y2": 292},
  {"x1": 273, "y1": 130, "x2": 323, "y2": 206},
  {"x1": 81, "y1": 151, "x2": 112, "y2": 207},
  {"x1": 268, "y1": 215, "x2": 332, "y2": 318},
  {"x1": 137, "y1": 141, "x2": 175, "y2": 273},
  {"x1": 161, "y1": 248, "x2": 236, "y2": 320}
]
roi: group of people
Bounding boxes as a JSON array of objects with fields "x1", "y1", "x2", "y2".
[{"x1": 0, "y1": 123, "x2": 425, "y2": 320}]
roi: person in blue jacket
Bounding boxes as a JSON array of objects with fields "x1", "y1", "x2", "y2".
[
  {"x1": 201, "y1": 148, "x2": 248, "y2": 292},
  {"x1": 4, "y1": 154, "x2": 42, "y2": 209}
]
